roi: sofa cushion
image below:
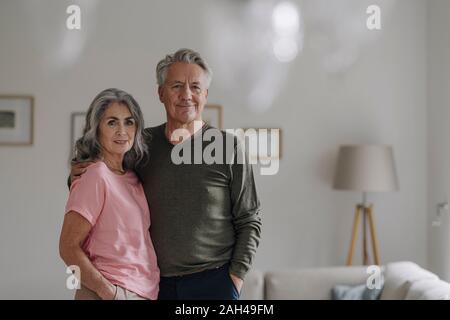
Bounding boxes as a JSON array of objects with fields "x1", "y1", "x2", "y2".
[
  {"x1": 419, "y1": 280, "x2": 450, "y2": 300},
  {"x1": 405, "y1": 279, "x2": 444, "y2": 300},
  {"x1": 405, "y1": 279, "x2": 450, "y2": 300},
  {"x1": 380, "y1": 261, "x2": 439, "y2": 300},
  {"x1": 240, "y1": 269, "x2": 264, "y2": 300},
  {"x1": 265, "y1": 266, "x2": 367, "y2": 300}
]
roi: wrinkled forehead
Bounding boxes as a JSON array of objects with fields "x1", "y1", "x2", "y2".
[{"x1": 165, "y1": 62, "x2": 208, "y2": 84}]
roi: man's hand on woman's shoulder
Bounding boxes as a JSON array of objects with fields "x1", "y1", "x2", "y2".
[{"x1": 69, "y1": 161, "x2": 96, "y2": 186}]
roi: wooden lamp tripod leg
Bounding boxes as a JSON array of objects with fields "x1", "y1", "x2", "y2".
[
  {"x1": 363, "y1": 207, "x2": 369, "y2": 265},
  {"x1": 367, "y1": 205, "x2": 380, "y2": 265},
  {"x1": 347, "y1": 205, "x2": 362, "y2": 266}
]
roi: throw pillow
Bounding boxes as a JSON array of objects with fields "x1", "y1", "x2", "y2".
[{"x1": 332, "y1": 283, "x2": 383, "y2": 300}]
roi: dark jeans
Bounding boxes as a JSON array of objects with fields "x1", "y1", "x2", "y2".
[{"x1": 158, "y1": 263, "x2": 240, "y2": 300}]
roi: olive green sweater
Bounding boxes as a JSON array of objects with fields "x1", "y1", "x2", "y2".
[{"x1": 136, "y1": 123, "x2": 261, "y2": 279}]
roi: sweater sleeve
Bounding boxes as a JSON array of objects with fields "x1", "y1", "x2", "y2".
[{"x1": 228, "y1": 138, "x2": 262, "y2": 280}]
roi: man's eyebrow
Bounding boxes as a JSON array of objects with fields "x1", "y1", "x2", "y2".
[{"x1": 170, "y1": 80, "x2": 202, "y2": 84}]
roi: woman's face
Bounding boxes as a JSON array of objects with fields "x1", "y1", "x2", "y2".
[{"x1": 99, "y1": 102, "x2": 136, "y2": 158}]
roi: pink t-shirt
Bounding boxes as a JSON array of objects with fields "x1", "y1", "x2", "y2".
[{"x1": 65, "y1": 161, "x2": 159, "y2": 300}]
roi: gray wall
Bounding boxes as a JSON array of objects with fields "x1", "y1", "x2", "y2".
[
  {"x1": 428, "y1": 0, "x2": 450, "y2": 281},
  {"x1": 0, "y1": 0, "x2": 428, "y2": 299}
]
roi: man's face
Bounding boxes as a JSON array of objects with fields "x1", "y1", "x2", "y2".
[{"x1": 158, "y1": 62, "x2": 209, "y2": 125}]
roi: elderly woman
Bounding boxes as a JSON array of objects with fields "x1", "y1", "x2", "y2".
[{"x1": 59, "y1": 88, "x2": 159, "y2": 300}]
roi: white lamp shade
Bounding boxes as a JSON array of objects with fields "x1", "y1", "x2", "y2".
[{"x1": 333, "y1": 145, "x2": 399, "y2": 192}]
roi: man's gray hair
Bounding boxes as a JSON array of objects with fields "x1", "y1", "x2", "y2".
[
  {"x1": 156, "y1": 48, "x2": 213, "y2": 87},
  {"x1": 72, "y1": 88, "x2": 148, "y2": 170}
]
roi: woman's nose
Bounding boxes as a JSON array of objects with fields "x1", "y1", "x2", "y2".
[{"x1": 116, "y1": 123, "x2": 126, "y2": 135}]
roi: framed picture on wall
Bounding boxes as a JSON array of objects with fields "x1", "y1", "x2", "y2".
[
  {"x1": 71, "y1": 112, "x2": 86, "y2": 154},
  {"x1": 203, "y1": 104, "x2": 223, "y2": 130},
  {"x1": 0, "y1": 95, "x2": 34, "y2": 145}
]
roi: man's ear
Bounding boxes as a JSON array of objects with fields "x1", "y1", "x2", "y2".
[
  {"x1": 205, "y1": 88, "x2": 208, "y2": 99},
  {"x1": 158, "y1": 86, "x2": 164, "y2": 103}
]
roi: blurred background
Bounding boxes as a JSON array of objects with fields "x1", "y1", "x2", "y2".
[{"x1": 1, "y1": 0, "x2": 449, "y2": 299}]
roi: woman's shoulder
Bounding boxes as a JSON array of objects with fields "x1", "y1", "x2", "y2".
[
  {"x1": 85, "y1": 161, "x2": 137, "y2": 183},
  {"x1": 70, "y1": 161, "x2": 108, "y2": 191},
  {"x1": 82, "y1": 161, "x2": 110, "y2": 180},
  {"x1": 86, "y1": 161, "x2": 108, "y2": 171}
]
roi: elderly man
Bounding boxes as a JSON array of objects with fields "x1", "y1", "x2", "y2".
[{"x1": 71, "y1": 48, "x2": 261, "y2": 300}]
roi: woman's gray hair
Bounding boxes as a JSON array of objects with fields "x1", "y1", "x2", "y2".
[
  {"x1": 156, "y1": 48, "x2": 213, "y2": 87},
  {"x1": 72, "y1": 88, "x2": 148, "y2": 170}
]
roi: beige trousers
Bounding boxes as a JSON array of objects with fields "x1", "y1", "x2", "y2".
[{"x1": 74, "y1": 284, "x2": 147, "y2": 300}]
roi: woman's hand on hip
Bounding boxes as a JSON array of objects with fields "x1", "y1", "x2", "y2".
[{"x1": 97, "y1": 281, "x2": 117, "y2": 300}]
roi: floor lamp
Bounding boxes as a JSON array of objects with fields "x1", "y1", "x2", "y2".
[{"x1": 333, "y1": 145, "x2": 399, "y2": 266}]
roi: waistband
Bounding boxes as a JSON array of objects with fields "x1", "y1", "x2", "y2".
[{"x1": 161, "y1": 262, "x2": 230, "y2": 280}]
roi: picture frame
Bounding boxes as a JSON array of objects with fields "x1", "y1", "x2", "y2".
[
  {"x1": 203, "y1": 104, "x2": 223, "y2": 130},
  {"x1": 241, "y1": 128, "x2": 283, "y2": 161},
  {"x1": 0, "y1": 95, "x2": 34, "y2": 145},
  {"x1": 71, "y1": 112, "x2": 86, "y2": 153}
]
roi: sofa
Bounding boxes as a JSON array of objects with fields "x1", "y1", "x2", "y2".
[{"x1": 240, "y1": 261, "x2": 450, "y2": 300}]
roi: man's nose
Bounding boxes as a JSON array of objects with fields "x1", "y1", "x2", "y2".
[{"x1": 180, "y1": 85, "x2": 192, "y2": 100}]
